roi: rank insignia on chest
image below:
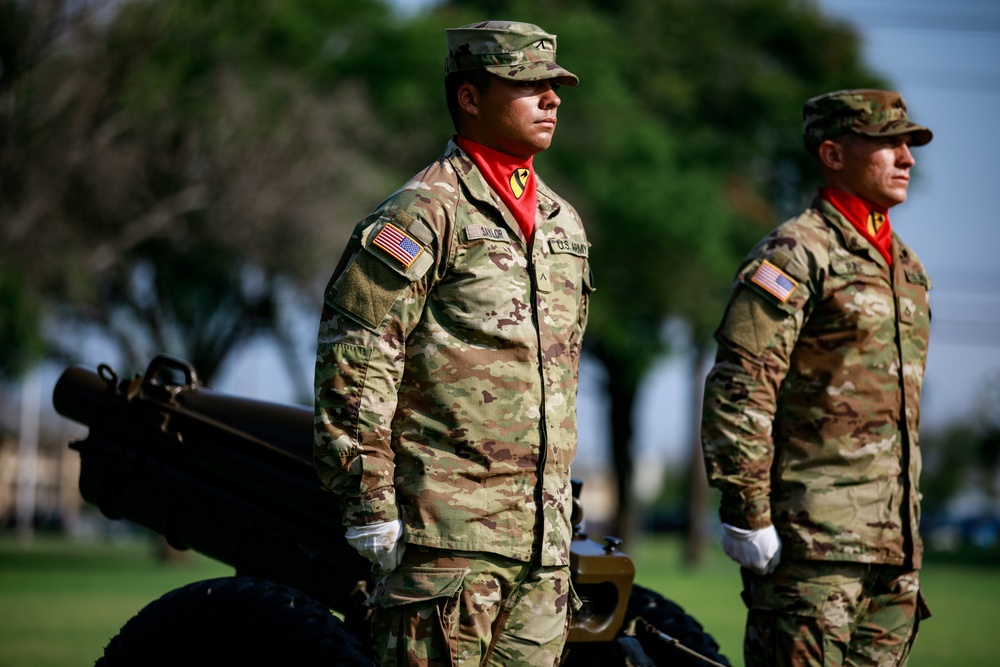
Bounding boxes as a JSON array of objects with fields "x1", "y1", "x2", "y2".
[
  {"x1": 373, "y1": 223, "x2": 423, "y2": 268},
  {"x1": 750, "y1": 259, "x2": 798, "y2": 303}
]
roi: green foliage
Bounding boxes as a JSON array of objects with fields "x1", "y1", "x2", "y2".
[
  {"x1": 0, "y1": 266, "x2": 46, "y2": 379},
  {"x1": 1, "y1": 0, "x2": 401, "y2": 382},
  {"x1": 920, "y1": 372, "x2": 1000, "y2": 511},
  {"x1": 921, "y1": 424, "x2": 1000, "y2": 511}
]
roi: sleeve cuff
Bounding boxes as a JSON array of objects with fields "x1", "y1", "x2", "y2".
[
  {"x1": 340, "y1": 486, "x2": 399, "y2": 527},
  {"x1": 720, "y1": 492, "x2": 772, "y2": 530}
]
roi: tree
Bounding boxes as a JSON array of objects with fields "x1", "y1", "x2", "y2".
[
  {"x1": 919, "y1": 373, "x2": 1000, "y2": 512},
  {"x1": 1, "y1": 0, "x2": 398, "y2": 390},
  {"x1": 0, "y1": 0, "x2": 84, "y2": 379}
]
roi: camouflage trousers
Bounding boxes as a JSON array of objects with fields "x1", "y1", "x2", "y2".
[
  {"x1": 741, "y1": 560, "x2": 930, "y2": 667},
  {"x1": 369, "y1": 545, "x2": 573, "y2": 667}
]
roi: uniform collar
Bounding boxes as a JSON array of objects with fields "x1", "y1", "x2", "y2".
[
  {"x1": 813, "y1": 194, "x2": 893, "y2": 270},
  {"x1": 446, "y1": 139, "x2": 561, "y2": 242}
]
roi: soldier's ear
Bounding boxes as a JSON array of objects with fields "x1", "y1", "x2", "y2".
[
  {"x1": 818, "y1": 139, "x2": 845, "y2": 172},
  {"x1": 457, "y1": 82, "x2": 480, "y2": 118}
]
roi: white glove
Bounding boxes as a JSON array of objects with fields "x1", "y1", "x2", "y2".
[
  {"x1": 345, "y1": 519, "x2": 404, "y2": 572},
  {"x1": 721, "y1": 523, "x2": 782, "y2": 575}
]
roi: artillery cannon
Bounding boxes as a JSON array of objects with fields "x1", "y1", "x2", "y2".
[{"x1": 53, "y1": 354, "x2": 729, "y2": 666}]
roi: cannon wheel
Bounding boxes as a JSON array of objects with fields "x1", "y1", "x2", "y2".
[
  {"x1": 97, "y1": 577, "x2": 373, "y2": 667},
  {"x1": 563, "y1": 584, "x2": 731, "y2": 666}
]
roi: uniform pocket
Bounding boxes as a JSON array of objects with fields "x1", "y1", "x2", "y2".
[
  {"x1": 330, "y1": 215, "x2": 435, "y2": 334},
  {"x1": 371, "y1": 566, "x2": 470, "y2": 609},
  {"x1": 369, "y1": 566, "x2": 471, "y2": 666},
  {"x1": 718, "y1": 285, "x2": 794, "y2": 356},
  {"x1": 330, "y1": 248, "x2": 412, "y2": 334}
]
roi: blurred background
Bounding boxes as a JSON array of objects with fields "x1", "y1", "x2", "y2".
[{"x1": 1, "y1": 0, "x2": 998, "y2": 664}]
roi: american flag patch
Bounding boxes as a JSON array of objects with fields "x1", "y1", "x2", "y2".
[
  {"x1": 372, "y1": 223, "x2": 423, "y2": 268},
  {"x1": 750, "y1": 259, "x2": 798, "y2": 303}
]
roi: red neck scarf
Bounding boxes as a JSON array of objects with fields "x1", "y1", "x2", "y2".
[
  {"x1": 456, "y1": 135, "x2": 537, "y2": 240},
  {"x1": 820, "y1": 188, "x2": 893, "y2": 266}
]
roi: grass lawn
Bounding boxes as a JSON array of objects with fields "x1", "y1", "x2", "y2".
[
  {"x1": 0, "y1": 532, "x2": 231, "y2": 667},
  {"x1": 0, "y1": 530, "x2": 997, "y2": 666}
]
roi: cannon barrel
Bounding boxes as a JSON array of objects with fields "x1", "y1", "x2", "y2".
[
  {"x1": 52, "y1": 364, "x2": 114, "y2": 428},
  {"x1": 52, "y1": 355, "x2": 373, "y2": 621}
]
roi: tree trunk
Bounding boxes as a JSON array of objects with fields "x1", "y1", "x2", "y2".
[{"x1": 590, "y1": 343, "x2": 642, "y2": 545}]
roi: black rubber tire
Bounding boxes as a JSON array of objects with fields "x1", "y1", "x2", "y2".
[
  {"x1": 628, "y1": 584, "x2": 732, "y2": 666},
  {"x1": 96, "y1": 577, "x2": 373, "y2": 667}
]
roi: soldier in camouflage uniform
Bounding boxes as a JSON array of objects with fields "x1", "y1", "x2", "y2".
[
  {"x1": 314, "y1": 21, "x2": 591, "y2": 667},
  {"x1": 701, "y1": 90, "x2": 934, "y2": 666}
]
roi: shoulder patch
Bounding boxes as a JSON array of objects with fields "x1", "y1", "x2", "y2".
[
  {"x1": 749, "y1": 259, "x2": 798, "y2": 303},
  {"x1": 372, "y1": 223, "x2": 423, "y2": 268}
]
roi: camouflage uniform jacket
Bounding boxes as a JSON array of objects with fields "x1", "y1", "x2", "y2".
[
  {"x1": 314, "y1": 139, "x2": 592, "y2": 567},
  {"x1": 702, "y1": 195, "x2": 930, "y2": 568}
]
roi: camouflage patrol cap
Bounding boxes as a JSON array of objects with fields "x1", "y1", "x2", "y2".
[
  {"x1": 803, "y1": 89, "x2": 932, "y2": 152},
  {"x1": 445, "y1": 21, "x2": 579, "y2": 87}
]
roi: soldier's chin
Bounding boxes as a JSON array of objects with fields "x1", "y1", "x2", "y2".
[{"x1": 532, "y1": 133, "x2": 555, "y2": 151}]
